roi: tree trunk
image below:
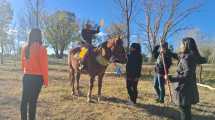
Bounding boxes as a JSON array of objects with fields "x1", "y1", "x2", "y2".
[
  {"x1": 54, "y1": 49, "x2": 60, "y2": 58},
  {"x1": 127, "y1": 21, "x2": 130, "y2": 52},
  {"x1": 59, "y1": 48, "x2": 64, "y2": 59},
  {"x1": 55, "y1": 48, "x2": 64, "y2": 59},
  {"x1": 126, "y1": 11, "x2": 130, "y2": 53},
  {"x1": 1, "y1": 43, "x2": 4, "y2": 64},
  {"x1": 36, "y1": 0, "x2": 39, "y2": 28}
]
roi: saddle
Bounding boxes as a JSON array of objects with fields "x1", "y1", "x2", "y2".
[
  {"x1": 73, "y1": 46, "x2": 110, "y2": 66},
  {"x1": 96, "y1": 55, "x2": 110, "y2": 66},
  {"x1": 73, "y1": 47, "x2": 91, "y2": 60}
]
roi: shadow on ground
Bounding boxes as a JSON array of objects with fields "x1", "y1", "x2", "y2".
[{"x1": 99, "y1": 96, "x2": 215, "y2": 120}]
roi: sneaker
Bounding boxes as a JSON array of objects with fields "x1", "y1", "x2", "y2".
[
  {"x1": 79, "y1": 60, "x2": 88, "y2": 70},
  {"x1": 155, "y1": 98, "x2": 160, "y2": 103},
  {"x1": 127, "y1": 100, "x2": 134, "y2": 106},
  {"x1": 159, "y1": 99, "x2": 164, "y2": 103},
  {"x1": 155, "y1": 99, "x2": 164, "y2": 103}
]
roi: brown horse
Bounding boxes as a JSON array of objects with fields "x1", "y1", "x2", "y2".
[{"x1": 68, "y1": 37, "x2": 127, "y2": 102}]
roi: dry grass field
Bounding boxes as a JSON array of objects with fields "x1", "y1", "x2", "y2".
[{"x1": 0, "y1": 57, "x2": 215, "y2": 120}]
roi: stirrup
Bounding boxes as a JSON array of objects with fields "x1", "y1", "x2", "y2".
[{"x1": 79, "y1": 64, "x2": 84, "y2": 70}]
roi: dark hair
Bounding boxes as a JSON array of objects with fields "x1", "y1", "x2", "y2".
[
  {"x1": 161, "y1": 42, "x2": 168, "y2": 49},
  {"x1": 182, "y1": 37, "x2": 201, "y2": 57},
  {"x1": 130, "y1": 43, "x2": 141, "y2": 54},
  {"x1": 181, "y1": 37, "x2": 208, "y2": 64},
  {"x1": 25, "y1": 28, "x2": 42, "y2": 59}
]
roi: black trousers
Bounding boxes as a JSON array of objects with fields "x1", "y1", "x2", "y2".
[
  {"x1": 179, "y1": 105, "x2": 192, "y2": 120},
  {"x1": 126, "y1": 78, "x2": 139, "y2": 104},
  {"x1": 21, "y1": 74, "x2": 43, "y2": 120}
]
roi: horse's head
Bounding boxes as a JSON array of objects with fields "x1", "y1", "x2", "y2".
[{"x1": 107, "y1": 37, "x2": 127, "y2": 64}]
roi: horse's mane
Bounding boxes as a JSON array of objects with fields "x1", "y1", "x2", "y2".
[
  {"x1": 95, "y1": 40, "x2": 112, "y2": 59},
  {"x1": 97, "y1": 37, "x2": 118, "y2": 49}
]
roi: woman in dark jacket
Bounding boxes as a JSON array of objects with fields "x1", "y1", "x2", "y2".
[
  {"x1": 126, "y1": 43, "x2": 143, "y2": 104},
  {"x1": 169, "y1": 37, "x2": 206, "y2": 120}
]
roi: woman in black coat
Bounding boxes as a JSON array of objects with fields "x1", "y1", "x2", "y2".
[
  {"x1": 126, "y1": 43, "x2": 143, "y2": 104},
  {"x1": 169, "y1": 37, "x2": 206, "y2": 120}
]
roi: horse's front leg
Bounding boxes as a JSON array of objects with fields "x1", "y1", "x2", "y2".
[
  {"x1": 76, "y1": 72, "x2": 81, "y2": 96},
  {"x1": 87, "y1": 76, "x2": 95, "y2": 103},
  {"x1": 69, "y1": 69, "x2": 75, "y2": 96},
  {"x1": 98, "y1": 73, "x2": 105, "y2": 102}
]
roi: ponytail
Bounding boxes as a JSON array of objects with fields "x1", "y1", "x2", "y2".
[{"x1": 25, "y1": 28, "x2": 42, "y2": 59}]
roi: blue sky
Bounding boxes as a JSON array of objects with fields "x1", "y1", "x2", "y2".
[
  {"x1": 9, "y1": 0, "x2": 215, "y2": 34},
  {"x1": 10, "y1": 0, "x2": 121, "y2": 29},
  {"x1": 9, "y1": 0, "x2": 215, "y2": 50}
]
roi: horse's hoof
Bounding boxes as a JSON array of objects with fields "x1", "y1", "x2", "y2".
[
  {"x1": 97, "y1": 97, "x2": 101, "y2": 103},
  {"x1": 87, "y1": 98, "x2": 92, "y2": 103},
  {"x1": 77, "y1": 91, "x2": 81, "y2": 97},
  {"x1": 71, "y1": 92, "x2": 75, "y2": 96}
]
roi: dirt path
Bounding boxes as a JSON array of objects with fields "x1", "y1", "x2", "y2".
[
  {"x1": 1, "y1": 62, "x2": 215, "y2": 120},
  {"x1": 1, "y1": 77, "x2": 215, "y2": 120},
  {"x1": 0, "y1": 80, "x2": 21, "y2": 120}
]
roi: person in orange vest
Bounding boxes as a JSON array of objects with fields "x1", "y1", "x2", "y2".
[{"x1": 21, "y1": 28, "x2": 48, "y2": 120}]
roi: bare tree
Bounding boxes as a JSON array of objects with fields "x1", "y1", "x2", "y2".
[
  {"x1": 105, "y1": 23, "x2": 127, "y2": 39},
  {"x1": 0, "y1": 0, "x2": 13, "y2": 64},
  {"x1": 138, "y1": 0, "x2": 202, "y2": 55},
  {"x1": 17, "y1": 0, "x2": 46, "y2": 43},
  {"x1": 23, "y1": 0, "x2": 45, "y2": 29},
  {"x1": 114, "y1": 0, "x2": 138, "y2": 51}
]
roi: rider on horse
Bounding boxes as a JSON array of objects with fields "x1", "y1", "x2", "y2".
[
  {"x1": 81, "y1": 22, "x2": 100, "y2": 45},
  {"x1": 79, "y1": 20, "x2": 103, "y2": 70}
]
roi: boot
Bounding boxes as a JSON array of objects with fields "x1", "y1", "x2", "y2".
[{"x1": 79, "y1": 60, "x2": 87, "y2": 71}]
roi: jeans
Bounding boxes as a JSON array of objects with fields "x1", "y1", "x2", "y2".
[
  {"x1": 126, "y1": 78, "x2": 139, "y2": 104},
  {"x1": 179, "y1": 105, "x2": 192, "y2": 120},
  {"x1": 21, "y1": 74, "x2": 43, "y2": 120},
  {"x1": 154, "y1": 73, "x2": 165, "y2": 101}
]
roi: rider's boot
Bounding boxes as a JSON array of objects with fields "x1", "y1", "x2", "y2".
[{"x1": 79, "y1": 60, "x2": 87, "y2": 71}]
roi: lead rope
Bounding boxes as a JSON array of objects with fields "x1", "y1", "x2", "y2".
[{"x1": 159, "y1": 39, "x2": 173, "y2": 104}]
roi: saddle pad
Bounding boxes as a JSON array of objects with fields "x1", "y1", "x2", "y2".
[
  {"x1": 96, "y1": 55, "x2": 109, "y2": 66},
  {"x1": 79, "y1": 47, "x2": 88, "y2": 59},
  {"x1": 73, "y1": 47, "x2": 88, "y2": 60}
]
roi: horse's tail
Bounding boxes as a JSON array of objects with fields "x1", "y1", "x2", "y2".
[
  {"x1": 68, "y1": 47, "x2": 81, "y2": 67},
  {"x1": 68, "y1": 49, "x2": 73, "y2": 67}
]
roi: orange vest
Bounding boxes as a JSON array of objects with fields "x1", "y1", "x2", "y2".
[{"x1": 21, "y1": 42, "x2": 48, "y2": 86}]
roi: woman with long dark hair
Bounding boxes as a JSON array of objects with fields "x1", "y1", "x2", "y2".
[
  {"x1": 126, "y1": 43, "x2": 143, "y2": 105},
  {"x1": 169, "y1": 37, "x2": 206, "y2": 120},
  {"x1": 21, "y1": 28, "x2": 48, "y2": 120}
]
